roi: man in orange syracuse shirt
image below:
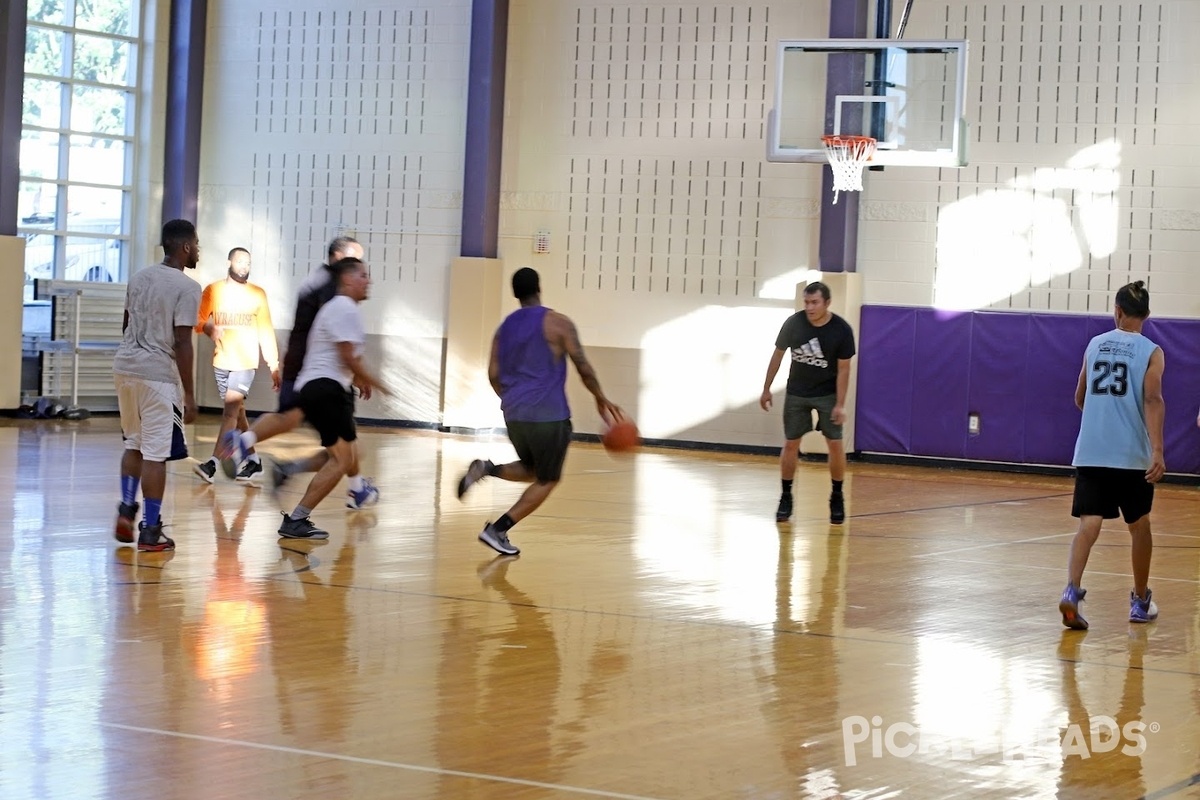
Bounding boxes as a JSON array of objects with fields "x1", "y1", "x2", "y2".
[{"x1": 193, "y1": 247, "x2": 280, "y2": 485}]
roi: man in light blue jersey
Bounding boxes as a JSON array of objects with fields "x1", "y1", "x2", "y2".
[{"x1": 1059, "y1": 281, "x2": 1165, "y2": 630}]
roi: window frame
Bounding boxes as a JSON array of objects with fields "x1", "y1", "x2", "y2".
[{"x1": 19, "y1": 2, "x2": 143, "y2": 299}]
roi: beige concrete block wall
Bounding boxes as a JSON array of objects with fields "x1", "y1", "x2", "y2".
[
  {"x1": 443, "y1": 257, "x2": 505, "y2": 430},
  {"x1": 0, "y1": 236, "x2": 24, "y2": 409},
  {"x1": 190, "y1": 0, "x2": 1200, "y2": 450}
]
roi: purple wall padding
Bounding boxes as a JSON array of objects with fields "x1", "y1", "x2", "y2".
[
  {"x1": 855, "y1": 308, "x2": 915, "y2": 453},
  {"x1": 965, "y1": 312, "x2": 1030, "y2": 464},
  {"x1": 910, "y1": 310, "x2": 972, "y2": 458},
  {"x1": 1144, "y1": 318, "x2": 1200, "y2": 475},
  {"x1": 857, "y1": 307, "x2": 1200, "y2": 474},
  {"x1": 1020, "y1": 314, "x2": 1091, "y2": 466}
]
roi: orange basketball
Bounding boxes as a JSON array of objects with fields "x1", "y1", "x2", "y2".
[{"x1": 602, "y1": 419, "x2": 640, "y2": 453}]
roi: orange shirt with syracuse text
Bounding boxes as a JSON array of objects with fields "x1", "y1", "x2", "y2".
[{"x1": 195, "y1": 279, "x2": 279, "y2": 373}]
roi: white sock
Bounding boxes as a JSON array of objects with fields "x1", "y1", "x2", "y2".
[
  {"x1": 206, "y1": 456, "x2": 219, "y2": 466},
  {"x1": 249, "y1": 453, "x2": 261, "y2": 464},
  {"x1": 240, "y1": 431, "x2": 258, "y2": 450},
  {"x1": 348, "y1": 475, "x2": 365, "y2": 492}
]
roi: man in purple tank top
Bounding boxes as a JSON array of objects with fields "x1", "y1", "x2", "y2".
[{"x1": 457, "y1": 268, "x2": 624, "y2": 555}]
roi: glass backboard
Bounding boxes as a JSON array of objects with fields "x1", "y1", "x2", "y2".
[{"x1": 767, "y1": 39, "x2": 969, "y2": 168}]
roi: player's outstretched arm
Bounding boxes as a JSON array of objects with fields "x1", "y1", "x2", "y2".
[{"x1": 552, "y1": 311, "x2": 623, "y2": 422}]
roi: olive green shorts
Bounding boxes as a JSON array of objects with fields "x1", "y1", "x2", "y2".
[{"x1": 783, "y1": 393, "x2": 842, "y2": 441}]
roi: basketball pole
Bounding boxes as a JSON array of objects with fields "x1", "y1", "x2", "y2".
[
  {"x1": 868, "y1": 0, "x2": 892, "y2": 170},
  {"x1": 896, "y1": 0, "x2": 915, "y2": 39}
]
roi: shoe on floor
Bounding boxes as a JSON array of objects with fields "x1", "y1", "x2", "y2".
[
  {"x1": 830, "y1": 491, "x2": 845, "y2": 524},
  {"x1": 115, "y1": 501, "x2": 140, "y2": 544},
  {"x1": 235, "y1": 459, "x2": 264, "y2": 485},
  {"x1": 479, "y1": 522, "x2": 520, "y2": 555},
  {"x1": 278, "y1": 512, "x2": 330, "y2": 540},
  {"x1": 775, "y1": 493, "x2": 793, "y2": 522},
  {"x1": 1059, "y1": 583, "x2": 1089, "y2": 630},
  {"x1": 1129, "y1": 589, "x2": 1158, "y2": 623},
  {"x1": 193, "y1": 459, "x2": 217, "y2": 484},
  {"x1": 137, "y1": 521, "x2": 175, "y2": 552}
]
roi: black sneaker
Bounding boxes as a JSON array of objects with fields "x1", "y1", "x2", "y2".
[
  {"x1": 235, "y1": 459, "x2": 264, "y2": 485},
  {"x1": 479, "y1": 522, "x2": 520, "y2": 555},
  {"x1": 457, "y1": 459, "x2": 492, "y2": 499},
  {"x1": 830, "y1": 492, "x2": 845, "y2": 524},
  {"x1": 115, "y1": 501, "x2": 139, "y2": 543},
  {"x1": 193, "y1": 459, "x2": 217, "y2": 484},
  {"x1": 775, "y1": 493, "x2": 793, "y2": 522},
  {"x1": 277, "y1": 512, "x2": 330, "y2": 540},
  {"x1": 137, "y1": 521, "x2": 175, "y2": 552}
]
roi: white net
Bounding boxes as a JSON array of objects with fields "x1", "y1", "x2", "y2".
[{"x1": 821, "y1": 136, "x2": 876, "y2": 204}]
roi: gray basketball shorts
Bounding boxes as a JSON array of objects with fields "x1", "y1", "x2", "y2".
[{"x1": 214, "y1": 367, "x2": 256, "y2": 401}]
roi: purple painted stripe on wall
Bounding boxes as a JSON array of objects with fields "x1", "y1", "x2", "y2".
[{"x1": 857, "y1": 306, "x2": 1200, "y2": 475}]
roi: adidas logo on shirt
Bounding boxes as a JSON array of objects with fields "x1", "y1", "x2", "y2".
[{"x1": 792, "y1": 337, "x2": 828, "y2": 368}]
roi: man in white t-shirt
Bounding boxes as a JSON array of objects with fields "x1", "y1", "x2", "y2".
[
  {"x1": 219, "y1": 258, "x2": 389, "y2": 538},
  {"x1": 113, "y1": 219, "x2": 202, "y2": 551}
]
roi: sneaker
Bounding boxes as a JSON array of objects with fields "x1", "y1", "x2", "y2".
[
  {"x1": 479, "y1": 522, "x2": 520, "y2": 555},
  {"x1": 115, "y1": 501, "x2": 139, "y2": 543},
  {"x1": 830, "y1": 492, "x2": 846, "y2": 524},
  {"x1": 235, "y1": 459, "x2": 264, "y2": 485},
  {"x1": 193, "y1": 459, "x2": 217, "y2": 484},
  {"x1": 137, "y1": 521, "x2": 175, "y2": 552},
  {"x1": 775, "y1": 493, "x2": 793, "y2": 522},
  {"x1": 458, "y1": 459, "x2": 492, "y2": 499},
  {"x1": 217, "y1": 431, "x2": 248, "y2": 480},
  {"x1": 346, "y1": 479, "x2": 380, "y2": 509},
  {"x1": 277, "y1": 512, "x2": 330, "y2": 540},
  {"x1": 1059, "y1": 584, "x2": 1089, "y2": 630},
  {"x1": 1129, "y1": 589, "x2": 1159, "y2": 623}
]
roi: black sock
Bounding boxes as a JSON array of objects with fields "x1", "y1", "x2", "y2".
[
  {"x1": 485, "y1": 460, "x2": 501, "y2": 477},
  {"x1": 832, "y1": 480, "x2": 844, "y2": 495},
  {"x1": 494, "y1": 514, "x2": 516, "y2": 533},
  {"x1": 781, "y1": 479, "x2": 793, "y2": 495}
]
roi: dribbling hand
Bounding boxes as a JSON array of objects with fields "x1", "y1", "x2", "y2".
[{"x1": 597, "y1": 399, "x2": 625, "y2": 426}]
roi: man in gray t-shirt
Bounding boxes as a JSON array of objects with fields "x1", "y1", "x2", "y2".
[
  {"x1": 113, "y1": 219, "x2": 202, "y2": 552},
  {"x1": 219, "y1": 258, "x2": 390, "y2": 539}
]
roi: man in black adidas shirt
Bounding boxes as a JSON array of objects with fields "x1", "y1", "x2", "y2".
[{"x1": 760, "y1": 281, "x2": 856, "y2": 524}]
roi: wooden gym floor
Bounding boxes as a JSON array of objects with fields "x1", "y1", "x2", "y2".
[{"x1": 2, "y1": 415, "x2": 1199, "y2": 799}]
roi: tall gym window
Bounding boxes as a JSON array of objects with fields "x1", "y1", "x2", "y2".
[{"x1": 20, "y1": 0, "x2": 141, "y2": 300}]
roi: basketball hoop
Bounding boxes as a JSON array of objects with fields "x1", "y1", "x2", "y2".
[{"x1": 821, "y1": 135, "x2": 876, "y2": 204}]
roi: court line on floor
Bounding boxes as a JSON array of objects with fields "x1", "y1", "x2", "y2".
[
  {"x1": 845, "y1": 492, "x2": 1073, "y2": 521},
  {"x1": 102, "y1": 722, "x2": 665, "y2": 800},
  {"x1": 917, "y1": 528, "x2": 1200, "y2": 559},
  {"x1": 946, "y1": 557, "x2": 1200, "y2": 585},
  {"x1": 915, "y1": 532, "x2": 1074, "y2": 558}
]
